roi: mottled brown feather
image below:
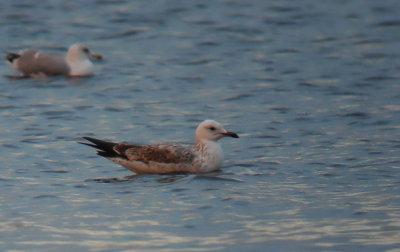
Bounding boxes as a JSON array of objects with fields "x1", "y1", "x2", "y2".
[
  {"x1": 123, "y1": 144, "x2": 195, "y2": 164},
  {"x1": 113, "y1": 144, "x2": 139, "y2": 158}
]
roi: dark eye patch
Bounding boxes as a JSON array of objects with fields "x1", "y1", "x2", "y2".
[
  {"x1": 209, "y1": 126, "x2": 216, "y2": 131},
  {"x1": 82, "y1": 47, "x2": 90, "y2": 53}
]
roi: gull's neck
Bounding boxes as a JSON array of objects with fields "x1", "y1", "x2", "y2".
[
  {"x1": 195, "y1": 139, "x2": 224, "y2": 172},
  {"x1": 196, "y1": 138, "x2": 214, "y2": 146},
  {"x1": 66, "y1": 50, "x2": 94, "y2": 76},
  {"x1": 67, "y1": 57, "x2": 94, "y2": 76}
]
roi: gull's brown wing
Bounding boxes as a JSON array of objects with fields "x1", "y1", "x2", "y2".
[
  {"x1": 123, "y1": 144, "x2": 195, "y2": 164},
  {"x1": 16, "y1": 50, "x2": 69, "y2": 76},
  {"x1": 81, "y1": 137, "x2": 194, "y2": 164}
]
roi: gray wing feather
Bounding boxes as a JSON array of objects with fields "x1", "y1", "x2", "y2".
[{"x1": 16, "y1": 50, "x2": 70, "y2": 76}]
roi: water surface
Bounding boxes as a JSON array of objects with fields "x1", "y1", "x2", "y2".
[{"x1": 0, "y1": 0, "x2": 400, "y2": 251}]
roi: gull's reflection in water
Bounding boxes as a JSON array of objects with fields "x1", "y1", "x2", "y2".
[
  {"x1": 85, "y1": 170, "x2": 243, "y2": 185},
  {"x1": 193, "y1": 171, "x2": 244, "y2": 182},
  {"x1": 3, "y1": 74, "x2": 30, "y2": 80},
  {"x1": 85, "y1": 173, "x2": 191, "y2": 185}
]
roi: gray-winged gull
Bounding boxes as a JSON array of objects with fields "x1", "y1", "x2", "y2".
[
  {"x1": 80, "y1": 120, "x2": 239, "y2": 174},
  {"x1": 5, "y1": 44, "x2": 101, "y2": 77}
]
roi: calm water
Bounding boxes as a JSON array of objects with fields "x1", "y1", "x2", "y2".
[{"x1": 1, "y1": 0, "x2": 400, "y2": 251}]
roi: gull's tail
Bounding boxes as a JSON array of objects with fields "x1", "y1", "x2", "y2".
[{"x1": 79, "y1": 137, "x2": 118, "y2": 158}]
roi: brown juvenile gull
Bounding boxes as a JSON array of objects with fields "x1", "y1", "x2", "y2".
[
  {"x1": 5, "y1": 44, "x2": 101, "y2": 77},
  {"x1": 80, "y1": 120, "x2": 239, "y2": 174}
]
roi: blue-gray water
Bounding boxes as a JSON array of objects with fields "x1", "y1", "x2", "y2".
[{"x1": 1, "y1": 0, "x2": 400, "y2": 251}]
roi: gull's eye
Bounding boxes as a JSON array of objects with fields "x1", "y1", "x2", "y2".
[
  {"x1": 209, "y1": 126, "x2": 216, "y2": 131},
  {"x1": 82, "y1": 47, "x2": 90, "y2": 53}
]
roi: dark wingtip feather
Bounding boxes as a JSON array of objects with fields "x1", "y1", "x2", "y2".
[
  {"x1": 78, "y1": 141, "x2": 97, "y2": 148},
  {"x1": 80, "y1": 137, "x2": 118, "y2": 157},
  {"x1": 6, "y1": 53, "x2": 20, "y2": 63},
  {"x1": 96, "y1": 151, "x2": 114, "y2": 158}
]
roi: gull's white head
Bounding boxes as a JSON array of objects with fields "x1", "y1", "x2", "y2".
[
  {"x1": 66, "y1": 44, "x2": 94, "y2": 76},
  {"x1": 195, "y1": 119, "x2": 239, "y2": 143},
  {"x1": 67, "y1": 44, "x2": 91, "y2": 61}
]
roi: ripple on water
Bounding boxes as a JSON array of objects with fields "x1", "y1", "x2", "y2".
[
  {"x1": 220, "y1": 93, "x2": 254, "y2": 101},
  {"x1": 97, "y1": 28, "x2": 148, "y2": 40},
  {"x1": 33, "y1": 194, "x2": 58, "y2": 199},
  {"x1": 341, "y1": 112, "x2": 369, "y2": 119},
  {"x1": 375, "y1": 20, "x2": 400, "y2": 27},
  {"x1": 20, "y1": 136, "x2": 48, "y2": 143},
  {"x1": 40, "y1": 169, "x2": 69, "y2": 174}
]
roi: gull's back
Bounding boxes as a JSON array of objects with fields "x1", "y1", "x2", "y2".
[{"x1": 15, "y1": 50, "x2": 70, "y2": 76}]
